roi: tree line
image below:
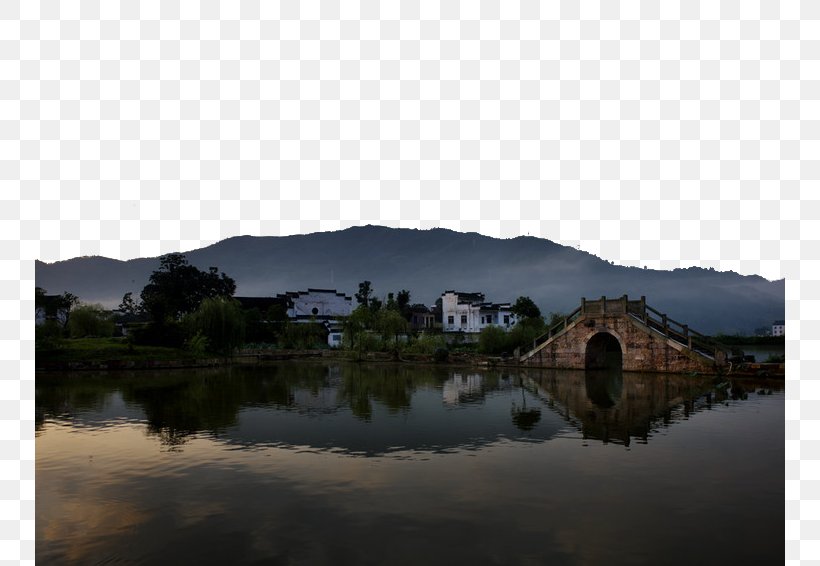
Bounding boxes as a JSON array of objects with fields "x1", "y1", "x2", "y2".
[{"x1": 36, "y1": 253, "x2": 565, "y2": 359}]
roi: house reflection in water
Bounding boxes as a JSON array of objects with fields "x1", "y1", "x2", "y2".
[{"x1": 442, "y1": 373, "x2": 486, "y2": 405}]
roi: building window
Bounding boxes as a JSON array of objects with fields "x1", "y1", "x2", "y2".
[
  {"x1": 504, "y1": 315, "x2": 510, "y2": 324},
  {"x1": 312, "y1": 307, "x2": 319, "y2": 315},
  {"x1": 448, "y1": 315, "x2": 454, "y2": 325},
  {"x1": 461, "y1": 315, "x2": 467, "y2": 325},
  {"x1": 332, "y1": 334, "x2": 341, "y2": 342}
]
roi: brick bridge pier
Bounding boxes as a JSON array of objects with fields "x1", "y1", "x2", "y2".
[{"x1": 518, "y1": 296, "x2": 729, "y2": 374}]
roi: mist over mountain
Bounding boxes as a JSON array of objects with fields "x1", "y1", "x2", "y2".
[{"x1": 35, "y1": 225, "x2": 784, "y2": 335}]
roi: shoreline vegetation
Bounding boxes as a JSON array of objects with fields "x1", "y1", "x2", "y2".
[{"x1": 36, "y1": 336, "x2": 785, "y2": 377}]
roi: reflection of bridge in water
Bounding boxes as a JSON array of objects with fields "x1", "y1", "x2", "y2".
[
  {"x1": 517, "y1": 367, "x2": 752, "y2": 445},
  {"x1": 519, "y1": 296, "x2": 731, "y2": 374}
]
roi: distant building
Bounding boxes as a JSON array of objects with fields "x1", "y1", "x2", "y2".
[
  {"x1": 772, "y1": 320, "x2": 785, "y2": 337},
  {"x1": 441, "y1": 291, "x2": 516, "y2": 333},
  {"x1": 408, "y1": 304, "x2": 436, "y2": 331},
  {"x1": 276, "y1": 289, "x2": 354, "y2": 321},
  {"x1": 275, "y1": 289, "x2": 354, "y2": 348}
]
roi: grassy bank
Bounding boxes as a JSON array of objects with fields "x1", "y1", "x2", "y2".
[{"x1": 36, "y1": 337, "x2": 211, "y2": 363}]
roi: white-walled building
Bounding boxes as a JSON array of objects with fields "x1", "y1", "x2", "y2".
[
  {"x1": 278, "y1": 288, "x2": 353, "y2": 320},
  {"x1": 772, "y1": 320, "x2": 785, "y2": 337},
  {"x1": 441, "y1": 291, "x2": 517, "y2": 333},
  {"x1": 276, "y1": 289, "x2": 353, "y2": 348}
]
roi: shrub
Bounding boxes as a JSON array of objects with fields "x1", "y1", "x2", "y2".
[
  {"x1": 35, "y1": 320, "x2": 64, "y2": 351},
  {"x1": 405, "y1": 334, "x2": 447, "y2": 355},
  {"x1": 478, "y1": 326, "x2": 509, "y2": 355},
  {"x1": 66, "y1": 304, "x2": 115, "y2": 338},
  {"x1": 187, "y1": 297, "x2": 245, "y2": 356}
]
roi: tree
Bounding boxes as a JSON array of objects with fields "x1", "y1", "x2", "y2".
[
  {"x1": 343, "y1": 305, "x2": 375, "y2": 358},
  {"x1": 511, "y1": 296, "x2": 541, "y2": 320},
  {"x1": 35, "y1": 287, "x2": 46, "y2": 311},
  {"x1": 478, "y1": 325, "x2": 508, "y2": 355},
  {"x1": 67, "y1": 304, "x2": 115, "y2": 338},
  {"x1": 187, "y1": 297, "x2": 245, "y2": 356},
  {"x1": 375, "y1": 308, "x2": 408, "y2": 356},
  {"x1": 140, "y1": 253, "x2": 236, "y2": 322},
  {"x1": 54, "y1": 292, "x2": 79, "y2": 329},
  {"x1": 355, "y1": 280, "x2": 373, "y2": 307},
  {"x1": 397, "y1": 289, "x2": 411, "y2": 320},
  {"x1": 118, "y1": 291, "x2": 139, "y2": 316}
]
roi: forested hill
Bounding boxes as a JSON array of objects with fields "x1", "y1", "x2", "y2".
[{"x1": 35, "y1": 225, "x2": 784, "y2": 335}]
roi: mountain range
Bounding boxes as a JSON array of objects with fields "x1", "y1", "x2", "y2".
[{"x1": 35, "y1": 225, "x2": 784, "y2": 335}]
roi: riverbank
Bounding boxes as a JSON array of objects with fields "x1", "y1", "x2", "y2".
[
  {"x1": 35, "y1": 339, "x2": 784, "y2": 377},
  {"x1": 35, "y1": 348, "x2": 505, "y2": 372}
]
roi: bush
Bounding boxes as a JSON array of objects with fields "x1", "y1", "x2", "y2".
[
  {"x1": 186, "y1": 297, "x2": 245, "y2": 356},
  {"x1": 67, "y1": 304, "x2": 115, "y2": 338},
  {"x1": 433, "y1": 347, "x2": 449, "y2": 363},
  {"x1": 36, "y1": 320, "x2": 64, "y2": 351},
  {"x1": 131, "y1": 321, "x2": 187, "y2": 349},
  {"x1": 478, "y1": 326, "x2": 509, "y2": 355},
  {"x1": 280, "y1": 322, "x2": 327, "y2": 350},
  {"x1": 405, "y1": 334, "x2": 447, "y2": 355}
]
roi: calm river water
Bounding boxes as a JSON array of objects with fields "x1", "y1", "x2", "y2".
[{"x1": 36, "y1": 362, "x2": 784, "y2": 565}]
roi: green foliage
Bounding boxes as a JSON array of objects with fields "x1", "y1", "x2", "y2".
[
  {"x1": 131, "y1": 321, "x2": 187, "y2": 348},
  {"x1": 433, "y1": 347, "x2": 449, "y2": 363},
  {"x1": 35, "y1": 320, "x2": 64, "y2": 351},
  {"x1": 478, "y1": 325, "x2": 509, "y2": 355},
  {"x1": 242, "y1": 307, "x2": 286, "y2": 344},
  {"x1": 397, "y1": 289, "x2": 411, "y2": 319},
  {"x1": 280, "y1": 322, "x2": 327, "y2": 350},
  {"x1": 477, "y1": 316, "x2": 548, "y2": 355},
  {"x1": 404, "y1": 334, "x2": 447, "y2": 355},
  {"x1": 67, "y1": 304, "x2": 115, "y2": 338},
  {"x1": 355, "y1": 280, "x2": 373, "y2": 306},
  {"x1": 375, "y1": 308, "x2": 408, "y2": 344},
  {"x1": 546, "y1": 312, "x2": 565, "y2": 329},
  {"x1": 118, "y1": 291, "x2": 139, "y2": 315},
  {"x1": 343, "y1": 305, "x2": 376, "y2": 356},
  {"x1": 35, "y1": 287, "x2": 46, "y2": 310},
  {"x1": 511, "y1": 296, "x2": 541, "y2": 320},
  {"x1": 187, "y1": 297, "x2": 245, "y2": 356},
  {"x1": 36, "y1": 337, "x2": 207, "y2": 363},
  {"x1": 507, "y1": 316, "x2": 548, "y2": 352},
  {"x1": 140, "y1": 253, "x2": 236, "y2": 322},
  {"x1": 185, "y1": 331, "x2": 209, "y2": 356}
]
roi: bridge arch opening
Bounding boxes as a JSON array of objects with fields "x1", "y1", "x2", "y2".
[{"x1": 585, "y1": 332, "x2": 623, "y2": 370}]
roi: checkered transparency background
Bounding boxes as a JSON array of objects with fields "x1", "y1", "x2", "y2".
[{"x1": 2, "y1": 0, "x2": 817, "y2": 561}]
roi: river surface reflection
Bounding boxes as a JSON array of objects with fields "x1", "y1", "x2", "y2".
[{"x1": 36, "y1": 362, "x2": 784, "y2": 565}]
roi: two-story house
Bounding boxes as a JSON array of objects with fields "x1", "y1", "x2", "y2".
[{"x1": 441, "y1": 291, "x2": 516, "y2": 334}]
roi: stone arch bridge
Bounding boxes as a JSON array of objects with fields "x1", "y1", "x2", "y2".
[{"x1": 518, "y1": 296, "x2": 730, "y2": 374}]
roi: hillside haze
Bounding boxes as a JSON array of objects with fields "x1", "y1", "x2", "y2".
[{"x1": 35, "y1": 226, "x2": 784, "y2": 335}]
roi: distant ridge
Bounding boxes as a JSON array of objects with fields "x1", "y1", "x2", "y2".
[{"x1": 35, "y1": 225, "x2": 784, "y2": 335}]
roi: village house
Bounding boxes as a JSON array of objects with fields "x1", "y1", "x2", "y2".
[
  {"x1": 277, "y1": 288, "x2": 353, "y2": 320},
  {"x1": 408, "y1": 304, "x2": 437, "y2": 331},
  {"x1": 441, "y1": 291, "x2": 517, "y2": 334},
  {"x1": 276, "y1": 288, "x2": 354, "y2": 347}
]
